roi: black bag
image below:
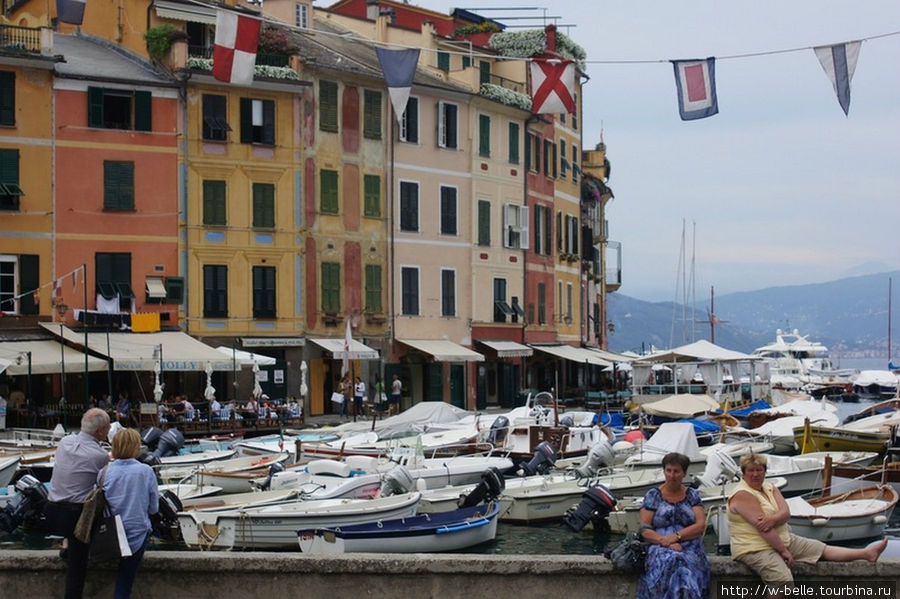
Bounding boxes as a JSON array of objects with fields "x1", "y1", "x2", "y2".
[
  {"x1": 73, "y1": 464, "x2": 109, "y2": 544},
  {"x1": 88, "y1": 513, "x2": 133, "y2": 563},
  {"x1": 604, "y1": 531, "x2": 648, "y2": 574}
]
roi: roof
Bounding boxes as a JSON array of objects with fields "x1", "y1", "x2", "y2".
[
  {"x1": 53, "y1": 32, "x2": 175, "y2": 85},
  {"x1": 637, "y1": 339, "x2": 756, "y2": 363}
]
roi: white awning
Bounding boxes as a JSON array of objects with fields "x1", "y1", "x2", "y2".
[
  {"x1": 398, "y1": 339, "x2": 484, "y2": 362},
  {"x1": 476, "y1": 340, "x2": 533, "y2": 358},
  {"x1": 145, "y1": 277, "x2": 167, "y2": 299},
  {"x1": 308, "y1": 338, "x2": 379, "y2": 360},
  {"x1": 530, "y1": 344, "x2": 612, "y2": 367},
  {"x1": 0, "y1": 340, "x2": 108, "y2": 374},
  {"x1": 41, "y1": 323, "x2": 233, "y2": 371},
  {"x1": 215, "y1": 347, "x2": 277, "y2": 367},
  {"x1": 154, "y1": 0, "x2": 216, "y2": 24}
]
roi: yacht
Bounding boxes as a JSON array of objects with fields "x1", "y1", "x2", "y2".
[{"x1": 752, "y1": 329, "x2": 853, "y2": 391}]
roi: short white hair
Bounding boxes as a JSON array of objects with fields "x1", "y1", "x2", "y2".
[{"x1": 81, "y1": 408, "x2": 110, "y2": 435}]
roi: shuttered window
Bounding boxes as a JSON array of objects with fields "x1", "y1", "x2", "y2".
[
  {"x1": 96, "y1": 252, "x2": 132, "y2": 311},
  {"x1": 319, "y1": 80, "x2": 338, "y2": 132},
  {"x1": 477, "y1": 200, "x2": 490, "y2": 246},
  {"x1": 203, "y1": 265, "x2": 228, "y2": 318},
  {"x1": 88, "y1": 87, "x2": 151, "y2": 131},
  {"x1": 0, "y1": 71, "x2": 15, "y2": 126},
  {"x1": 441, "y1": 269, "x2": 455, "y2": 317},
  {"x1": 508, "y1": 122, "x2": 519, "y2": 164},
  {"x1": 0, "y1": 148, "x2": 21, "y2": 210},
  {"x1": 202, "y1": 94, "x2": 230, "y2": 141},
  {"x1": 321, "y1": 262, "x2": 340, "y2": 313},
  {"x1": 363, "y1": 174, "x2": 380, "y2": 217},
  {"x1": 320, "y1": 169, "x2": 338, "y2": 214},
  {"x1": 252, "y1": 265, "x2": 276, "y2": 318},
  {"x1": 440, "y1": 186, "x2": 457, "y2": 235},
  {"x1": 400, "y1": 97, "x2": 418, "y2": 142},
  {"x1": 103, "y1": 161, "x2": 134, "y2": 211},
  {"x1": 437, "y1": 51, "x2": 449, "y2": 72},
  {"x1": 202, "y1": 180, "x2": 226, "y2": 226},
  {"x1": 364, "y1": 264, "x2": 382, "y2": 313},
  {"x1": 239, "y1": 98, "x2": 275, "y2": 145},
  {"x1": 399, "y1": 181, "x2": 418, "y2": 232},
  {"x1": 18, "y1": 254, "x2": 38, "y2": 315},
  {"x1": 401, "y1": 267, "x2": 418, "y2": 315},
  {"x1": 478, "y1": 60, "x2": 491, "y2": 85},
  {"x1": 252, "y1": 182, "x2": 274, "y2": 228},
  {"x1": 363, "y1": 89, "x2": 382, "y2": 140},
  {"x1": 478, "y1": 114, "x2": 490, "y2": 157}
]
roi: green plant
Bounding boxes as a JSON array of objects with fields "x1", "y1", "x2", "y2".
[
  {"x1": 258, "y1": 27, "x2": 299, "y2": 55},
  {"x1": 145, "y1": 24, "x2": 179, "y2": 61},
  {"x1": 452, "y1": 22, "x2": 501, "y2": 37}
]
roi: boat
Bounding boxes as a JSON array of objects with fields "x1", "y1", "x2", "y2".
[
  {"x1": 297, "y1": 501, "x2": 501, "y2": 554},
  {"x1": 158, "y1": 452, "x2": 292, "y2": 492},
  {"x1": 158, "y1": 482, "x2": 223, "y2": 501},
  {"x1": 785, "y1": 485, "x2": 898, "y2": 542},
  {"x1": 177, "y1": 491, "x2": 422, "y2": 549},
  {"x1": 158, "y1": 448, "x2": 236, "y2": 467},
  {"x1": 830, "y1": 461, "x2": 900, "y2": 495},
  {"x1": 852, "y1": 370, "x2": 899, "y2": 400},
  {"x1": 751, "y1": 329, "x2": 845, "y2": 390},
  {"x1": 180, "y1": 488, "x2": 302, "y2": 511},
  {"x1": 734, "y1": 395, "x2": 840, "y2": 453},
  {"x1": 792, "y1": 418, "x2": 891, "y2": 454},
  {"x1": 0, "y1": 456, "x2": 20, "y2": 488}
]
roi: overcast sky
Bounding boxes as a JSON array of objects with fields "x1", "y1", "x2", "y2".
[{"x1": 318, "y1": 1, "x2": 900, "y2": 302}]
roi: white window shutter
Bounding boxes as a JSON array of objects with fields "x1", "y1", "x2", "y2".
[
  {"x1": 437, "y1": 102, "x2": 446, "y2": 148},
  {"x1": 519, "y1": 205, "x2": 529, "y2": 250}
]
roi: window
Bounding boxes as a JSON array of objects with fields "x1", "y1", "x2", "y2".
[
  {"x1": 401, "y1": 266, "x2": 419, "y2": 315},
  {"x1": 572, "y1": 93, "x2": 578, "y2": 131},
  {"x1": 441, "y1": 269, "x2": 455, "y2": 317},
  {"x1": 164, "y1": 276, "x2": 184, "y2": 304},
  {"x1": 363, "y1": 174, "x2": 381, "y2": 217},
  {"x1": 295, "y1": 2, "x2": 308, "y2": 28},
  {"x1": 527, "y1": 133, "x2": 540, "y2": 172},
  {"x1": 560, "y1": 139, "x2": 567, "y2": 178},
  {"x1": 503, "y1": 203, "x2": 529, "y2": 249},
  {"x1": 88, "y1": 87, "x2": 151, "y2": 131},
  {"x1": 566, "y1": 282, "x2": 573, "y2": 323},
  {"x1": 437, "y1": 101, "x2": 458, "y2": 149},
  {"x1": 399, "y1": 181, "x2": 418, "y2": 232},
  {"x1": 493, "y1": 278, "x2": 511, "y2": 323},
  {"x1": 462, "y1": 55, "x2": 471, "y2": 69},
  {"x1": 537, "y1": 282, "x2": 546, "y2": 325},
  {"x1": 556, "y1": 211, "x2": 563, "y2": 252},
  {"x1": 239, "y1": 98, "x2": 275, "y2": 145},
  {"x1": 252, "y1": 265, "x2": 276, "y2": 318},
  {"x1": 437, "y1": 51, "x2": 449, "y2": 72},
  {"x1": 202, "y1": 94, "x2": 230, "y2": 141},
  {"x1": 319, "y1": 80, "x2": 338, "y2": 132},
  {"x1": 477, "y1": 200, "x2": 490, "y2": 246},
  {"x1": 400, "y1": 97, "x2": 418, "y2": 143},
  {"x1": 543, "y1": 139, "x2": 557, "y2": 178},
  {"x1": 440, "y1": 186, "x2": 457, "y2": 235},
  {"x1": 508, "y1": 122, "x2": 519, "y2": 164},
  {"x1": 566, "y1": 214, "x2": 579, "y2": 254},
  {"x1": 202, "y1": 180, "x2": 226, "y2": 226},
  {"x1": 511, "y1": 295, "x2": 525, "y2": 322},
  {"x1": 533, "y1": 204, "x2": 552, "y2": 256},
  {"x1": 96, "y1": 252, "x2": 132, "y2": 311},
  {"x1": 203, "y1": 265, "x2": 228, "y2": 318},
  {"x1": 0, "y1": 149, "x2": 22, "y2": 210},
  {"x1": 478, "y1": 114, "x2": 490, "y2": 157},
  {"x1": 478, "y1": 60, "x2": 491, "y2": 85},
  {"x1": 364, "y1": 264, "x2": 382, "y2": 313},
  {"x1": 0, "y1": 254, "x2": 38, "y2": 315},
  {"x1": 557, "y1": 281, "x2": 563, "y2": 322},
  {"x1": 252, "y1": 182, "x2": 274, "y2": 228},
  {"x1": 363, "y1": 89, "x2": 382, "y2": 140},
  {"x1": 571, "y1": 147, "x2": 578, "y2": 183},
  {"x1": 103, "y1": 161, "x2": 134, "y2": 211},
  {"x1": 0, "y1": 71, "x2": 14, "y2": 126},
  {"x1": 320, "y1": 169, "x2": 338, "y2": 214},
  {"x1": 321, "y1": 262, "x2": 340, "y2": 314}
]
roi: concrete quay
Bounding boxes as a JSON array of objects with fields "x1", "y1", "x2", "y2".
[{"x1": 0, "y1": 551, "x2": 897, "y2": 599}]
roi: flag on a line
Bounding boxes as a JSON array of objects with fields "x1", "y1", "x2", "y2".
[
  {"x1": 213, "y1": 10, "x2": 261, "y2": 86},
  {"x1": 375, "y1": 47, "x2": 420, "y2": 126},
  {"x1": 529, "y1": 59, "x2": 576, "y2": 114},
  {"x1": 56, "y1": 0, "x2": 86, "y2": 25},
  {"x1": 672, "y1": 58, "x2": 718, "y2": 121},
  {"x1": 814, "y1": 41, "x2": 860, "y2": 116}
]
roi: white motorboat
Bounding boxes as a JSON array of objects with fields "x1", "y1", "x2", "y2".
[
  {"x1": 158, "y1": 483, "x2": 223, "y2": 501},
  {"x1": 177, "y1": 491, "x2": 422, "y2": 549},
  {"x1": 0, "y1": 456, "x2": 20, "y2": 488},
  {"x1": 735, "y1": 396, "x2": 840, "y2": 453},
  {"x1": 852, "y1": 370, "x2": 900, "y2": 400},
  {"x1": 786, "y1": 485, "x2": 898, "y2": 542},
  {"x1": 158, "y1": 449, "x2": 236, "y2": 467},
  {"x1": 180, "y1": 488, "x2": 302, "y2": 511},
  {"x1": 158, "y1": 451, "x2": 291, "y2": 487},
  {"x1": 752, "y1": 329, "x2": 837, "y2": 390},
  {"x1": 232, "y1": 431, "x2": 342, "y2": 457}
]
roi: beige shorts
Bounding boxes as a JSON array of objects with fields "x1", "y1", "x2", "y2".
[{"x1": 736, "y1": 533, "x2": 826, "y2": 584}]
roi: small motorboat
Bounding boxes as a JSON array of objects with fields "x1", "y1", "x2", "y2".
[
  {"x1": 0, "y1": 456, "x2": 21, "y2": 488},
  {"x1": 786, "y1": 485, "x2": 898, "y2": 543},
  {"x1": 297, "y1": 501, "x2": 501, "y2": 554}
]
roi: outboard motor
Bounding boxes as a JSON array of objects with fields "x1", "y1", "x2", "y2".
[
  {"x1": 559, "y1": 415, "x2": 574, "y2": 428},
  {"x1": 380, "y1": 465, "x2": 415, "y2": 496},
  {"x1": 563, "y1": 484, "x2": 617, "y2": 532},
  {"x1": 151, "y1": 489, "x2": 183, "y2": 541},
  {"x1": 487, "y1": 416, "x2": 509, "y2": 447},
  {"x1": 138, "y1": 452, "x2": 161, "y2": 469},
  {"x1": 458, "y1": 467, "x2": 506, "y2": 509},
  {"x1": 518, "y1": 440, "x2": 558, "y2": 476},
  {"x1": 151, "y1": 428, "x2": 184, "y2": 459},
  {"x1": 573, "y1": 438, "x2": 615, "y2": 479},
  {"x1": 255, "y1": 462, "x2": 286, "y2": 491},
  {"x1": 141, "y1": 427, "x2": 164, "y2": 451},
  {"x1": 0, "y1": 475, "x2": 48, "y2": 533},
  {"x1": 693, "y1": 450, "x2": 739, "y2": 488}
]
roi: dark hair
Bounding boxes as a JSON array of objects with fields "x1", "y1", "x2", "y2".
[{"x1": 661, "y1": 452, "x2": 690, "y2": 473}]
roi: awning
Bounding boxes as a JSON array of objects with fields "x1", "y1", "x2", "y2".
[
  {"x1": 0, "y1": 340, "x2": 108, "y2": 374},
  {"x1": 154, "y1": 0, "x2": 216, "y2": 24},
  {"x1": 215, "y1": 347, "x2": 277, "y2": 367},
  {"x1": 530, "y1": 344, "x2": 612, "y2": 367},
  {"x1": 145, "y1": 277, "x2": 167, "y2": 299},
  {"x1": 41, "y1": 323, "x2": 233, "y2": 371},
  {"x1": 476, "y1": 340, "x2": 533, "y2": 358},
  {"x1": 308, "y1": 338, "x2": 379, "y2": 360},
  {"x1": 398, "y1": 339, "x2": 484, "y2": 362}
]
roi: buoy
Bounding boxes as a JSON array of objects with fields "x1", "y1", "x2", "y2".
[{"x1": 623, "y1": 430, "x2": 646, "y2": 444}]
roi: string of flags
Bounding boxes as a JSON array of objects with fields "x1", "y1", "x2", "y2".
[{"x1": 0, "y1": 265, "x2": 84, "y2": 311}]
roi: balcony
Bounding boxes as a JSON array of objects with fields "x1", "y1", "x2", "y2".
[
  {"x1": 606, "y1": 240, "x2": 622, "y2": 292},
  {"x1": 0, "y1": 24, "x2": 43, "y2": 53},
  {"x1": 189, "y1": 45, "x2": 290, "y2": 68}
]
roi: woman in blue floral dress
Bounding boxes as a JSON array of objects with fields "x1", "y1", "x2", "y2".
[{"x1": 637, "y1": 452, "x2": 710, "y2": 599}]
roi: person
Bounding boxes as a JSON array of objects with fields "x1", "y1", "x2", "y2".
[
  {"x1": 373, "y1": 375, "x2": 386, "y2": 415},
  {"x1": 338, "y1": 375, "x2": 351, "y2": 420},
  {"x1": 115, "y1": 392, "x2": 131, "y2": 426},
  {"x1": 0, "y1": 391, "x2": 6, "y2": 430},
  {"x1": 728, "y1": 454, "x2": 887, "y2": 593},
  {"x1": 43, "y1": 408, "x2": 111, "y2": 599},
  {"x1": 390, "y1": 374, "x2": 402, "y2": 416},
  {"x1": 637, "y1": 452, "x2": 710, "y2": 599},
  {"x1": 209, "y1": 396, "x2": 222, "y2": 420},
  {"x1": 102, "y1": 428, "x2": 158, "y2": 599},
  {"x1": 354, "y1": 376, "x2": 366, "y2": 420},
  {"x1": 243, "y1": 395, "x2": 259, "y2": 427}
]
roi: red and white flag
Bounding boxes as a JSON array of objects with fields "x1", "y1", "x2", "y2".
[
  {"x1": 529, "y1": 59, "x2": 576, "y2": 114},
  {"x1": 672, "y1": 58, "x2": 718, "y2": 121},
  {"x1": 213, "y1": 10, "x2": 261, "y2": 86}
]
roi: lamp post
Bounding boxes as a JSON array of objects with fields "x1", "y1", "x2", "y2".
[{"x1": 59, "y1": 324, "x2": 66, "y2": 428}]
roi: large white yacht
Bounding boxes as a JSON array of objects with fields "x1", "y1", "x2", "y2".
[{"x1": 752, "y1": 329, "x2": 853, "y2": 390}]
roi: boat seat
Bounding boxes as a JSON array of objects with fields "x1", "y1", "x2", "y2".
[
  {"x1": 345, "y1": 455, "x2": 378, "y2": 473},
  {"x1": 306, "y1": 459, "x2": 352, "y2": 477}
]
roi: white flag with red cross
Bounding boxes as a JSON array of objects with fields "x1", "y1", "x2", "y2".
[{"x1": 529, "y1": 59, "x2": 576, "y2": 114}]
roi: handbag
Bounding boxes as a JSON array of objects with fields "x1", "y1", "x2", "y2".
[
  {"x1": 330, "y1": 392, "x2": 344, "y2": 404},
  {"x1": 604, "y1": 531, "x2": 648, "y2": 574},
  {"x1": 73, "y1": 464, "x2": 109, "y2": 544},
  {"x1": 88, "y1": 513, "x2": 133, "y2": 563},
  {"x1": 378, "y1": 392, "x2": 388, "y2": 404}
]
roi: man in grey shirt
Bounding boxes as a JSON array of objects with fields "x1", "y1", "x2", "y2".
[{"x1": 44, "y1": 408, "x2": 110, "y2": 599}]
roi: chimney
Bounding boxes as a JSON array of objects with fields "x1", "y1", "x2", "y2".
[
  {"x1": 545, "y1": 24, "x2": 557, "y2": 54},
  {"x1": 366, "y1": 0, "x2": 378, "y2": 21}
]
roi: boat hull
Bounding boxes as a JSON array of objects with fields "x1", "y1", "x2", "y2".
[
  {"x1": 787, "y1": 485, "x2": 898, "y2": 543},
  {"x1": 792, "y1": 425, "x2": 890, "y2": 454}
]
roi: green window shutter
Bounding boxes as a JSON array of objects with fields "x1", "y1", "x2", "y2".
[
  {"x1": 364, "y1": 264, "x2": 382, "y2": 313},
  {"x1": 320, "y1": 169, "x2": 338, "y2": 214},
  {"x1": 0, "y1": 71, "x2": 15, "y2": 126},
  {"x1": 321, "y1": 262, "x2": 340, "y2": 313},
  {"x1": 478, "y1": 60, "x2": 490, "y2": 85},
  {"x1": 363, "y1": 90, "x2": 381, "y2": 140},
  {"x1": 104, "y1": 161, "x2": 134, "y2": 210},
  {"x1": 478, "y1": 114, "x2": 490, "y2": 157},
  {"x1": 0, "y1": 148, "x2": 18, "y2": 184},
  {"x1": 319, "y1": 81, "x2": 338, "y2": 132},
  {"x1": 252, "y1": 265, "x2": 276, "y2": 318},
  {"x1": 239, "y1": 98, "x2": 252, "y2": 143},
  {"x1": 262, "y1": 99, "x2": 275, "y2": 145},
  {"x1": 165, "y1": 276, "x2": 184, "y2": 304},
  {"x1": 437, "y1": 51, "x2": 449, "y2": 72},
  {"x1": 363, "y1": 174, "x2": 380, "y2": 217},
  {"x1": 462, "y1": 56, "x2": 471, "y2": 69},
  {"x1": 252, "y1": 183, "x2": 274, "y2": 227},
  {"x1": 477, "y1": 200, "x2": 490, "y2": 246},
  {"x1": 19, "y1": 254, "x2": 39, "y2": 315},
  {"x1": 543, "y1": 206, "x2": 551, "y2": 255},
  {"x1": 508, "y1": 122, "x2": 519, "y2": 164},
  {"x1": 87, "y1": 86, "x2": 104, "y2": 127},
  {"x1": 134, "y1": 90, "x2": 152, "y2": 132},
  {"x1": 203, "y1": 180, "x2": 226, "y2": 226}
]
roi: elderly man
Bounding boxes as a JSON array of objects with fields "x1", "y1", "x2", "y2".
[{"x1": 44, "y1": 408, "x2": 111, "y2": 599}]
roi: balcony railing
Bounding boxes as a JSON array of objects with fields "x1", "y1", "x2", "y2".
[
  {"x1": 189, "y1": 45, "x2": 289, "y2": 67},
  {"x1": 0, "y1": 25, "x2": 41, "y2": 53}
]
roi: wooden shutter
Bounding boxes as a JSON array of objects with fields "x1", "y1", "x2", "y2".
[
  {"x1": 320, "y1": 170, "x2": 338, "y2": 214},
  {"x1": 239, "y1": 98, "x2": 252, "y2": 143},
  {"x1": 87, "y1": 86, "x2": 104, "y2": 127},
  {"x1": 253, "y1": 183, "x2": 274, "y2": 227},
  {"x1": 363, "y1": 174, "x2": 380, "y2": 217},
  {"x1": 508, "y1": 122, "x2": 519, "y2": 164},
  {"x1": 0, "y1": 71, "x2": 14, "y2": 126},
  {"x1": 478, "y1": 114, "x2": 490, "y2": 157},
  {"x1": 364, "y1": 264, "x2": 382, "y2": 313},
  {"x1": 477, "y1": 200, "x2": 490, "y2": 246},
  {"x1": 363, "y1": 90, "x2": 381, "y2": 140},
  {"x1": 319, "y1": 81, "x2": 338, "y2": 132},
  {"x1": 202, "y1": 180, "x2": 225, "y2": 225},
  {"x1": 18, "y1": 254, "x2": 38, "y2": 314},
  {"x1": 134, "y1": 90, "x2": 152, "y2": 132},
  {"x1": 262, "y1": 99, "x2": 275, "y2": 145}
]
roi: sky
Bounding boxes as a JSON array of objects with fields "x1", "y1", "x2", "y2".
[{"x1": 316, "y1": 1, "x2": 900, "y2": 302}]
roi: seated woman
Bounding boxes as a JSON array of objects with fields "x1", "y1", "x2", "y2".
[
  {"x1": 728, "y1": 454, "x2": 887, "y2": 588},
  {"x1": 638, "y1": 452, "x2": 710, "y2": 599}
]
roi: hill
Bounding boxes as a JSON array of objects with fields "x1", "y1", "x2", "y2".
[{"x1": 606, "y1": 270, "x2": 900, "y2": 355}]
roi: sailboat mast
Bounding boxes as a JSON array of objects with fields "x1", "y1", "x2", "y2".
[
  {"x1": 710, "y1": 286, "x2": 715, "y2": 344},
  {"x1": 889, "y1": 277, "x2": 893, "y2": 366}
]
